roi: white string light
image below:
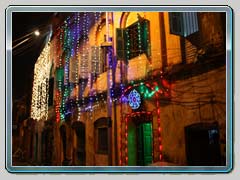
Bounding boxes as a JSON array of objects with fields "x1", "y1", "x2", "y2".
[
  {"x1": 89, "y1": 12, "x2": 102, "y2": 118},
  {"x1": 79, "y1": 12, "x2": 90, "y2": 120},
  {"x1": 76, "y1": 12, "x2": 81, "y2": 121},
  {"x1": 31, "y1": 42, "x2": 51, "y2": 121}
]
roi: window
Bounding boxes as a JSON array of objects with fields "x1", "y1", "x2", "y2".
[
  {"x1": 169, "y1": 12, "x2": 183, "y2": 35},
  {"x1": 94, "y1": 117, "x2": 112, "y2": 154},
  {"x1": 169, "y1": 12, "x2": 199, "y2": 37},
  {"x1": 98, "y1": 128, "x2": 108, "y2": 153},
  {"x1": 116, "y1": 19, "x2": 151, "y2": 61}
]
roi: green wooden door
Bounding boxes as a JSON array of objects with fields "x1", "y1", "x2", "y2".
[
  {"x1": 142, "y1": 123, "x2": 153, "y2": 165},
  {"x1": 128, "y1": 121, "x2": 137, "y2": 166},
  {"x1": 136, "y1": 122, "x2": 153, "y2": 166},
  {"x1": 137, "y1": 124, "x2": 144, "y2": 165}
]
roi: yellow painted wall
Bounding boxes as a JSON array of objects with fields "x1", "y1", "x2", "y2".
[
  {"x1": 163, "y1": 12, "x2": 182, "y2": 66},
  {"x1": 144, "y1": 12, "x2": 162, "y2": 70}
]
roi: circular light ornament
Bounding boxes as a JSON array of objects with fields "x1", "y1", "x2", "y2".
[{"x1": 128, "y1": 89, "x2": 141, "y2": 110}]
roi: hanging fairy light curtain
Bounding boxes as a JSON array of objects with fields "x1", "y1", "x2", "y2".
[
  {"x1": 54, "y1": 27, "x2": 64, "y2": 122},
  {"x1": 54, "y1": 13, "x2": 80, "y2": 122},
  {"x1": 70, "y1": 12, "x2": 81, "y2": 120},
  {"x1": 79, "y1": 12, "x2": 89, "y2": 80},
  {"x1": 66, "y1": 14, "x2": 79, "y2": 116},
  {"x1": 31, "y1": 42, "x2": 51, "y2": 121},
  {"x1": 86, "y1": 12, "x2": 102, "y2": 119},
  {"x1": 59, "y1": 17, "x2": 71, "y2": 119},
  {"x1": 77, "y1": 12, "x2": 91, "y2": 121},
  {"x1": 53, "y1": 12, "x2": 104, "y2": 122},
  {"x1": 75, "y1": 12, "x2": 81, "y2": 121},
  {"x1": 54, "y1": 12, "x2": 92, "y2": 122},
  {"x1": 69, "y1": 14, "x2": 80, "y2": 85}
]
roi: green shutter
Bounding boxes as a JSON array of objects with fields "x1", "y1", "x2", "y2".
[
  {"x1": 143, "y1": 123, "x2": 153, "y2": 165},
  {"x1": 136, "y1": 122, "x2": 153, "y2": 166},
  {"x1": 128, "y1": 121, "x2": 137, "y2": 166},
  {"x1": 137, "y1": 124, "x2": 144, "y2": 166},
  {"x1": 116, "y1": 20, "x2": 151, "y2": 62}
]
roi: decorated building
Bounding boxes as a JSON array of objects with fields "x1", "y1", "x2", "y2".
[{"x1": 24, "y1": 11, "x2": 226, "y2": 166}]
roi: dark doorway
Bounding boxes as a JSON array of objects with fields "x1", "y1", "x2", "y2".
[
  {"x1": 185, "y1": 122, "x2": 222, "y2": 166},
  {"x1": 60, "y1": 124, "x2": 69, "y2": 165},
  {"x1": 72, "y1": 122, "x2": 86, "y2": 165},
  {"x1": 42, "y1": 124, "x2": 53, "y2": 165}
]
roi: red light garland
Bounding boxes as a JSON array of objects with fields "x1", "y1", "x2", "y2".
[
  {"x1": 125, "y1": 115, "x2": 128, "y2": 165},
  {"x1": 119, "y1": 100, "x2": 123, "y2": 165},
  {"x1": 119, "y1": 77, "x2": 169, "y2": 165}
]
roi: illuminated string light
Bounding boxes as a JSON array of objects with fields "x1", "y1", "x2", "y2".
[
  {"x1": 78, "y1": 12, "x2": 90, "y2": 119},
  {"x1": 76, "y1": 12, "x2": 81, "y2": 121},
  {"x1": 137, "y1": 21, "x2": 143, "y2": 82},
  {"x1": 89, "y1": 12, "x2": 102, "y2": 119},
  {"x1": 31, "y1": 42, "x2": 51, "y2": 121},
  {"x1": 156, "y1": 93, "x2": 162, "y2": 161},
  {"x1": 52, "y1": 35, "x2": 60, "y2": 123},
  {"x1": 125, "y1": 115, "x2": 128, "y2": 165},
  {"x1": 60, "y1": 17, "x2": 72, "y2": 121},
  {"x1": 119, "y1": 77, "x2": 169, "y2": 165},
  {"x1": 57, "y1": 27, "x2": 64, "y2": 122}
]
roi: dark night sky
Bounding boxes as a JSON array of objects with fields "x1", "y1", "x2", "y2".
[{"x1": 12, "y1": 12, "x2": 53, "y2": 101}]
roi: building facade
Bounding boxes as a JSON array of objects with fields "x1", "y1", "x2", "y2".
[{"x1": 16, "y1": 11, "x2": 226, "y2": 166}]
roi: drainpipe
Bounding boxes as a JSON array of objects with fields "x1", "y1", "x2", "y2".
[
  {"x1": 106, "y1": 12, "x2": 112, "y2": 117},
  {"x1": 111, "y1": 12, "x2": 118, "y2": 166},
  {"x1": 105, "y1": 12, "x2": 113, "y2": 166},
  {"x1": 106, "y1": 12, "x2": 118, "y2": 166}
]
